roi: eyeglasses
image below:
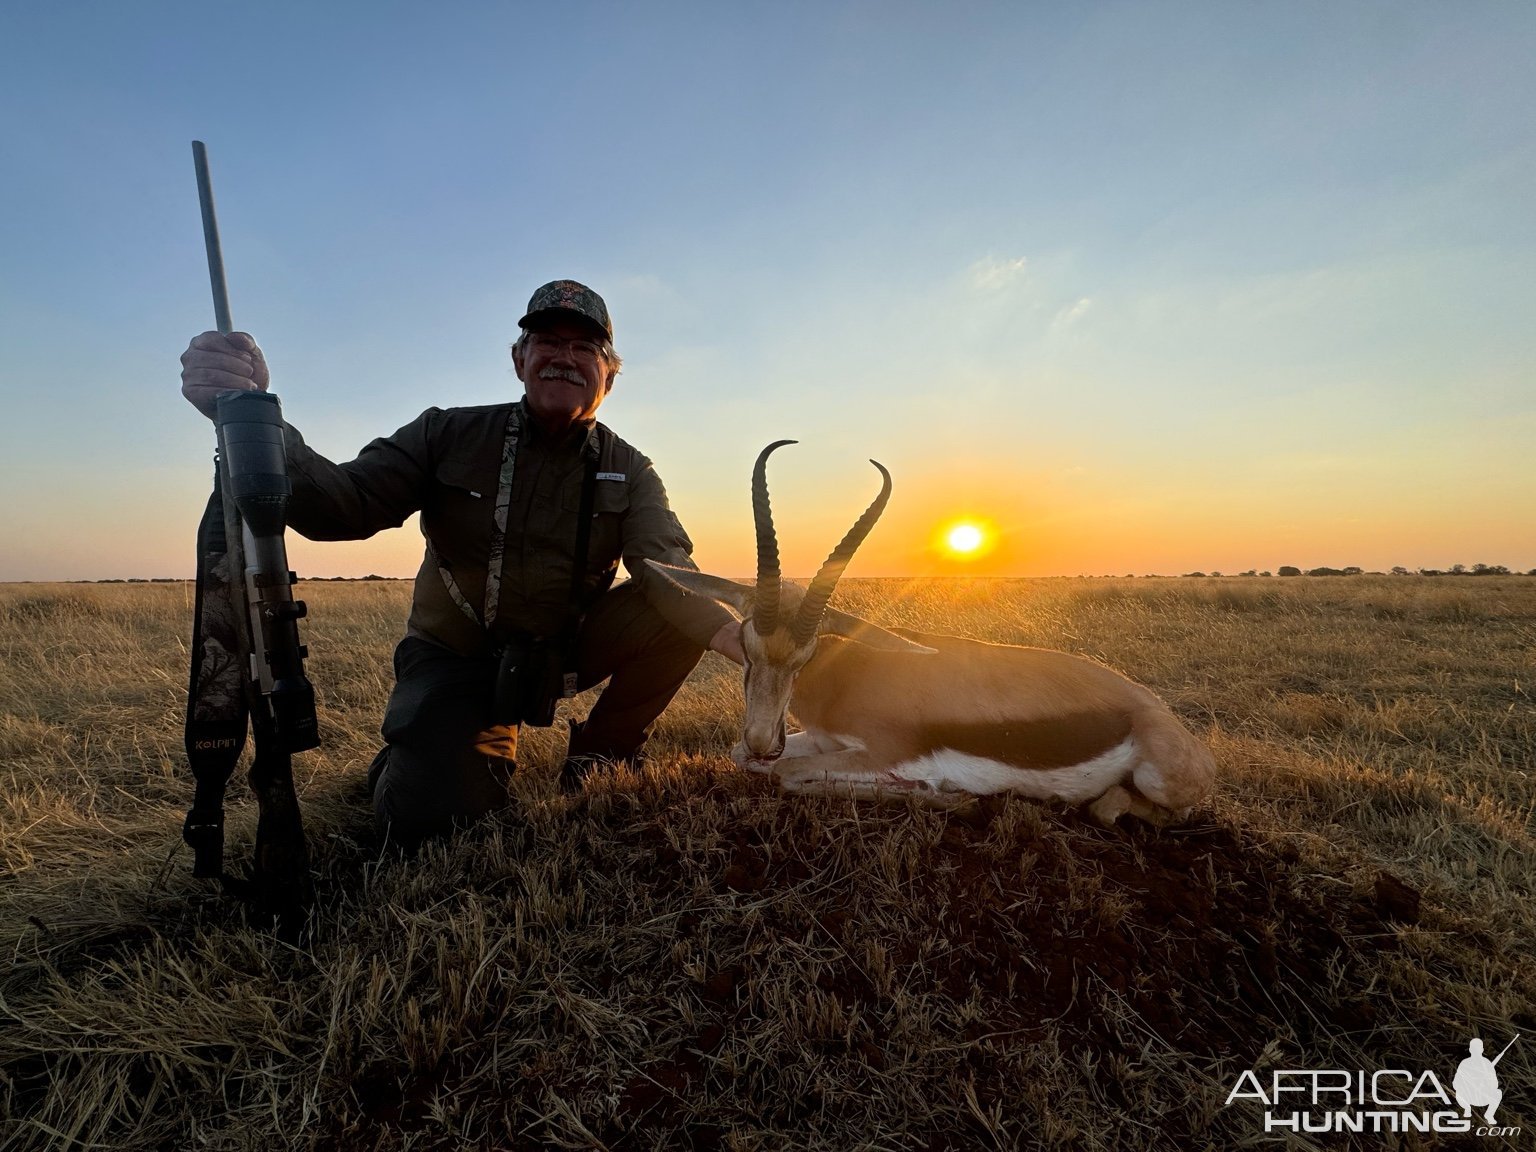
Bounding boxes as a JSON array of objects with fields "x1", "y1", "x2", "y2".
[{"x1": 526, "y1": 333, "x2": 607, "y2": 362}]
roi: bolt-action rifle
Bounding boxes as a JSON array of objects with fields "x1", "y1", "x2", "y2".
[
  {"x1": 182, "y1": 140, "x2": 315, "y2": 936},
  {"x1": 1490, "y1": 1033, "x2": 1520, "y2": 1066}
]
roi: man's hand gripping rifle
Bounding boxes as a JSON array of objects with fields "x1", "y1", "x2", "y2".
[{"x1": 182, "y1": 141, "x2": 315, "y2": 936}]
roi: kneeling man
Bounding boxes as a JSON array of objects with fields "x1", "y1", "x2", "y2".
[{"x1": 180, "y1": 280, "x2": 739, "y2": 848}]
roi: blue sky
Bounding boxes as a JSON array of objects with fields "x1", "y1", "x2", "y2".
[{"x1": 2, "y1": 1, "x2": 1532, "y2": 579}]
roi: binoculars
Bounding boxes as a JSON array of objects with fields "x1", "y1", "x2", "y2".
[{"x1": 494, "y1": 633, "x2": 574, "y2": 728}]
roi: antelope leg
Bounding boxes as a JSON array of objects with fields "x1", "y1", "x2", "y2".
[
  {"x1": 1088, "y1": 784, "x2": 1174, "y2": 827},
  {"x1": 772, "y1": 749, "x2": 971, "y2": 809}
]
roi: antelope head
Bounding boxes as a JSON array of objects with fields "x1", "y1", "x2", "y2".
[{"x1": 644, "y1": 440, "x2": 934, "y2": 764}]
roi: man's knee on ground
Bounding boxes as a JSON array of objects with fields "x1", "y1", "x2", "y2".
[{"x1": 371, "y1": 742, "x2": 514, "y2": 850}]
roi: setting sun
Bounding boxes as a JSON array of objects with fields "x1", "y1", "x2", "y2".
[{"x1": 943, "y1": 521, "x2": 988, "y2": 558}]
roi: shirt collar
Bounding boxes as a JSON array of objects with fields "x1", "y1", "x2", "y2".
[{"x1": 516, "y1": 398, "x2": 599, "y2": 457}]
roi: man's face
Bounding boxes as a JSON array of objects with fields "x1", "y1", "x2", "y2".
[{"x1": 513, "y1": 318, "x2": 615, "y2": 431}]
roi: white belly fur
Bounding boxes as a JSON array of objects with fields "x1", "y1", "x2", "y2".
[{"x1": 890, "y1": 739, "x2": 1141, "y2": 802}]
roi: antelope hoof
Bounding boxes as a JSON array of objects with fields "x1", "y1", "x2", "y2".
[
  {"x1": 1088, "y1": 785, "x2": 1133, "y2": 827},
  {"x1": 1089, "y1": 785, "x2": 1180, "y2": 828},
  {"x1": 731, "y1": 742, "x2": 777, "y2": 773}
]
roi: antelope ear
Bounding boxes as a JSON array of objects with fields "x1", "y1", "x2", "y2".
[
  {"x1": 641, "y1": 560, "x2": 755, "y2": 619},
  {"x1": 821, "y1": 607, "x2": 939, "y2": 653}
]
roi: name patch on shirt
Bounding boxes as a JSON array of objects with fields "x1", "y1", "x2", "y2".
[{"x1": 596, "y1": 472, "x2": 626, "y2": 482}]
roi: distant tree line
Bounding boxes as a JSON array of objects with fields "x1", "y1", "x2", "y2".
[
  {"x1": 1184, "y1": 564, "x2": 1533, "y2": 578},
  {"x1": 77, "y1": 578, "x2": 187, "y2": 583}
]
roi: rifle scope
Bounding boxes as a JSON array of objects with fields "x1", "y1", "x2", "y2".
[{"x1": 216, "y1": 390, "x2": 319, "y2": 753}]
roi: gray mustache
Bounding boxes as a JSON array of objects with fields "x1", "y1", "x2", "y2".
[{"x1": 540, "y1": 368, "x2": 586, "y2": 385}]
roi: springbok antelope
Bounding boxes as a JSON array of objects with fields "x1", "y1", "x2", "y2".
[{"x1": 646, "y1": 441, "x2": 1216, "y2": 825}]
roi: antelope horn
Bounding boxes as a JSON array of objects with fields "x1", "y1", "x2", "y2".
[
  {"x1": 752, "y1": 440, "x2": 797, "y2": 634},
  {"x1": 791, "y1": 460, "x2": 891, "y2": 647}
]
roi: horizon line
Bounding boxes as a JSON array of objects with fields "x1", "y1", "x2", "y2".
[{"x1": 6, "y1": 568, "x2": 1534, "y2": 586}]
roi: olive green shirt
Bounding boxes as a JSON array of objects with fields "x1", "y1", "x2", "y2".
[{"x1": 281, "y1": 399, "x2": 726, "y2": 656}]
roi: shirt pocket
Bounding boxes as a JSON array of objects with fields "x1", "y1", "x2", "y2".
[
  {"x1": 563, "y1": 480, "x2": 629, "y2": 572},
  {"x1": 427, "y1": 456, "x2": 493, "y2": 560},
  {"x1": 434, "y1": 454, "x2": 489, "y2": 494}
]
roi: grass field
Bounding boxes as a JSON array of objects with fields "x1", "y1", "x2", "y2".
[{"x1": 1, "y1": 576, "x2": 1532, "y2": 1150}]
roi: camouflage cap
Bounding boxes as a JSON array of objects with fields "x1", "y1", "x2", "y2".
[{"x1": 517, "y1": 279, "x2": 613, "y2": 340}]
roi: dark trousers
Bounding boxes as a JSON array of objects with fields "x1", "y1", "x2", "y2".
[{"x1": 372, "y1": 581, "x2": 704, "y2": 848}]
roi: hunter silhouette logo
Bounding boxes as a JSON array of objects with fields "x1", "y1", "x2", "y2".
[
  {"x1": 1224, "y1": 1031, "x2": 1522, "y2": 1138},
  {"x1": 1455, "y1": 1035, "x2": 1519, "y2": 1125}
]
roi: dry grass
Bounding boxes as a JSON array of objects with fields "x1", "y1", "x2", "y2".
[{"x1": 1, "y1": 576, "x2": 1532, "y2": 1150}]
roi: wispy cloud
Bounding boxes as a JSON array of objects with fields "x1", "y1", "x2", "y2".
[
  {"x1": 1051, "y1": 297, "x2": 1093, "y2": 330},
  {"x1": 968, "y1": 255, "x2": 1029, "y2": 291}
]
